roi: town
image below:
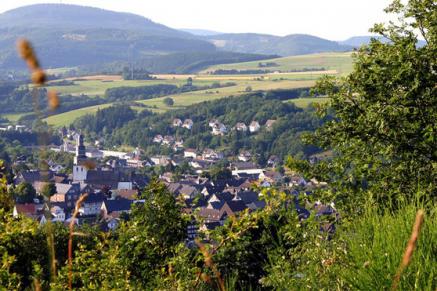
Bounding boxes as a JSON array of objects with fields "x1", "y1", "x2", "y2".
[{"x1": 12, "y1": 127, "x2": 332, "y2": 240}]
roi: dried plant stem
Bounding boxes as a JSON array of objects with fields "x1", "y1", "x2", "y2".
[
  {"x1": 68, "y1": 194, "x2": 88, "y2": 290},
  {"x1": 391, "y1": 209, "x2": 425, "y2": 290}
]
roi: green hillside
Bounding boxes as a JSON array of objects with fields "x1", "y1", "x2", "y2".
[
  {"x1": 202, "y1": 52, "x2": 354, "y2": 75},
  {"x1": 205, "y1": 33, "x2": 353, "y2": 56}
]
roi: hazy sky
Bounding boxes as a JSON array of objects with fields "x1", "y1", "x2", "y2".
[{"x1": 0, "y1": 0, "x2": 394, "y2": 40}]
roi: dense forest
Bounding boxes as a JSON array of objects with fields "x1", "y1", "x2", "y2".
[
  {"x1": 73, "y1": 93, "x2": 324, "y2": 163},
  {"x1": 0, "y1": 1, "x2": 436, "y2": 290}
]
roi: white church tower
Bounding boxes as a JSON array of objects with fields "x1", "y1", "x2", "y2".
[{"x1": 73, "y1": 134, "x2": 88, "y2": 182}]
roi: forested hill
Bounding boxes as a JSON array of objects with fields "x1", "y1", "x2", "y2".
[
  {"x1": 0, "y1": 4, "x2": 273, "y2": 72},
  {"x1": 204, "y1": 33, "x2": 353, "y2": 56},
  {"x1": 73, "y1": 93, "x2": 324, "y2": 163},
  {"x1": 0, "y1": 4, "x2": 188, "y2": 37}
]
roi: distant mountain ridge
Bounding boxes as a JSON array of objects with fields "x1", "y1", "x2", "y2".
[
  {"x1": 0, "y1": 4, "x2": 355, "y2": 72},
  {"x1": 180, "y1": 28, "x2": 222, "y2": 36},
  {"x1": 203, "y1": 33, "x2": 353, "y2": 56},
  {"x1": 0, "y1": 4, "x2": 189, "y2": 37}
]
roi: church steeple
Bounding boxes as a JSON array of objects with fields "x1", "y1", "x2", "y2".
[{"x1": 74, "y1": 133, "x2": 87, "y2": 165}]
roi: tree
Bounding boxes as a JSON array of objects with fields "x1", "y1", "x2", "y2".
[
  {"x1": 41, "y1": 182, "x2": 57, "y2": 198},
  {"x1": 117, "y1": 179, "x2": 188, "y2": 286},
  {"x1": 163, "y1": 97, "x2": 174, "y2": 106},
  {"x1": 0, "y1": 161, "x2": 13, "y2": 211},
  {"x1": 299, "y1": 0, "x2": 437, "y2": 209},
  {"x1": 14, "y1": 182, "x2": 36, "y2": 203}
]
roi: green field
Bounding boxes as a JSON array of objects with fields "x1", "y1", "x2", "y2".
[
  {"x1": 43, "y1": 52, "x2": 353, "y2": 127},
  {"x1": 48, "y1": 79, "x2": 210, "y2": 97},
  {"x1": 1, "y1": 113, "x2": 28, "y2": 122},
  {"x1": 45, "y1": 104, "x2": 114, "y2": 126},
  {"x1": 202, "y1": 52, "x2": 354, "y2": 75},
  {"x1": 286, "y1": 97, "x2": 329, "y2": 108}
]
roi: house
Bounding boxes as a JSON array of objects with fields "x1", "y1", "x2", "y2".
[
  {"x1": 100, "y1": 198, "x2": 133, "y2": 219},
  {"x1": 212, "y1": 123, "x2": 227, "y2": 136},
  {"x1": 49, "y1": 182, "x2": 82, "y2": 209},
  {"x1": 265, "y1": 119, "x2": 276, "y2": 130},
  {"x1": 151, "y1": 155, "x2": 170, "y2": 166},
  {"x1": 50, "y1": 206, "x2": 66, "y2": 222},
  {"x1": 267, "y1": 155, "x2": 280, "y2": 167},
  {"x1": 178, "y1": 184, "x2": 199, "y2": 200},
  {"x1": 160, "y1": 172, "x2": 174, "y2": 183},
  {"x1": 184, "y1": 148, "x2": 198, "y2": 159},
  {"x1": 208, "y1": 119, "x2": 219, "y2": 127},
  {"x1": 79, "y1": 192, "x2": 107, "y2": 216},
  {"x1": 238, "y1": 150, "x2": 252, "y2": 162},
  {"x1": 153, "y1": 135, "x2": 163, "y2": 144},
  {"x1": 259, "y1": 170, "x2": 283, "y2": 183},
  {"x1": 173, "y1": 139, "x2": 184, "y2": 151},
  {"x1": 234, "y1": 122, "x2": 248, "y2": 132},
  {"x1": 232, "y1": 162, "x2": 263, "y2": 176},
  {"x1": 162, "y1": 135, "x2": 175, "y2": 146},
  {"x1": 189, "y1": 159, "x2": 211, "y2": 173},
  {"x1": 13, "y1": 203, "x2": 40, "y2": 219},
  {"x1": 202, "y1": 149, "x2": 224, "y2": 161},
  {"x1": 182, "y1": 119, "x2": 194, "y2": 130},
  {"x1": 172, "y1": 118, "x2": 183, "y2": 127},
  {"x1": 249, "y1": 121, "x2": 260, "y2": 133}
]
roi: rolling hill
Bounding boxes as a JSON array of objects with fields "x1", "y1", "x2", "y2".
[
  {"x1": 204, "y1": 33, "x2": 353, "y2": 56},
  {"x1": 0, "y1": 4, "x2": 274, "y2": 72}
]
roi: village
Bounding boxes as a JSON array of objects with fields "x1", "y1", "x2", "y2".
[{"x1": 11, "y1": 125, "x2": 333, "y2": 241}]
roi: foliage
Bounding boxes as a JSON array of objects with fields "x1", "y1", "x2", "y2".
[
  {"x1": 299, "y1": 0, "x2": 437, "y2": 209},
  {"x1": 73, "y1": 105, "x2": 137, "y2": 135},
  {"x1": 13, "y1": 182, "x2": 37, "y2": 203},
  {"x1": 163, "y1": 97, "x2": 174, "y2": 106},
  {"x1": 117, "y1": 179, "x2": 188, "y2": 286},
  {"x1": 106, "y1": 93, "x2": 323, "y2": 163}
]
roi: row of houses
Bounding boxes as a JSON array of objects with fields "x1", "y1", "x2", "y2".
[
  {"x1": 209, "y1": 119, "x2": 277, "y2": 135},
  {"x1": 172, "y1": 118, "x2": 194, "y2": 130}
]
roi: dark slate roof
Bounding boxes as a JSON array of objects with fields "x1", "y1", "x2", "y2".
[
  {"x1": 84, "y1": 192, "x2": 107, "y2": 204},
  {"x1": 86, "y1": 170, "x2": 119, "y2": 183},
  {"x1": 224, "y1": 200, "x2": 247, "y2": 213},
  {"x1": 238, "y1": 191, "x2": 260, "y2": 205},
  {"x1": 19, "y1": 170, "x2": 54, "y2": 184},
  {"x1": 103, "y1": 199, "x2": 133, "y2": 213},
  {"x1": 198, "y1": 208, "x2": 222, "y2": 221}
]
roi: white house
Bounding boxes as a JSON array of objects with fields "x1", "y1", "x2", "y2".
[
  {"x1": 162, "y1": 135, "x2": 175, "y2": 146},
  {"x1": 51, "y1": 206, "x2": 66, "y2": 222},
  {"x1": 249, "y1": 121, "x2": 261, "y2": 133},
  {"x1": 182, "y1": 119, "x2": 194, "y2": 130},
  {"x1": 235, "y1": 122, "x2": 248, "y2": 132},
  {"x1": 212, "y1": 123, "x2": 227, "y2": 136},
  {"x1": 265, "y1": 119, "x2": 276, "y2": 130},
  {"x1": 153, "y1": 135, "x2": 163, "y2": 143},
  {"x1": 238, "y1": 150, "x2": 252, "y2": 162},
  {"x1": 202, "y1": 149, "x2": 224, "y2": 160},
  {"x1": 184, "y1": 148, "x2": 197, "y2": 159},
  {"x1": 172, "y1": 118, "x2": 183, "y2": 127}
]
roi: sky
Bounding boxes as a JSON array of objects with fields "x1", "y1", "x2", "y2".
[{"x1": 0, "y1": 0, "x2": 394, "y2": 40}]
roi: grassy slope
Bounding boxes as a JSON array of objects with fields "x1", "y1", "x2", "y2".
[
  {"x1": 202, "y1": 52, "x2": 353, "y2": 75},
  {"x1": 44, "y1": 52, "x2": 353, "y2": 127}
]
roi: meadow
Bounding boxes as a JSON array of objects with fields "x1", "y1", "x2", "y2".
[{"x1": 40, "y1": 52, "x2": 353, "y2": 126}]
